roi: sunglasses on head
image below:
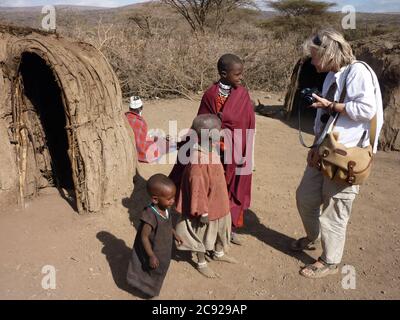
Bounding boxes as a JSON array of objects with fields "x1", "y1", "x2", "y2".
[{"x1": 312, "y1": 35, "x2": 322, "y2": 46}]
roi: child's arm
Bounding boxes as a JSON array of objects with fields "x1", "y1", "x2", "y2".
[
  {"x1": 172, "y1": 229, "x2": 183, "y2": 246},
  {"x1": 199, "y1": 213, "x2": 209, "y2": 226},
  {"x1": 189, "y1": 166, "x2": 209, "y2": 218},
  {"x1": 141, "y1": 223, "x2": 159, "y2": 269}
]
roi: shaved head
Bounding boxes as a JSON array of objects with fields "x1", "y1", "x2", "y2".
[
  {"x1": 217, "y1": 53, "x2": 243, "y2": 74},
  {"x1": 146, "y1": 174, "x2": 175, "y2": 197},
  {"x1": 191, "y1": 114, "x2": 221, "y2": 137}
]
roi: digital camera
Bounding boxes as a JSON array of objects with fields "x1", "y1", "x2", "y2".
[{"x1": 300, "y1": 88, "x2": 321, "y2": 106}]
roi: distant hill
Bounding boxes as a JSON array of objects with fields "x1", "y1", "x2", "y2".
[
  {"x1": 0, "y1": 5, "x2": 132, "y2": 29},
  {"x1": 0, "y1": 5, "x2": 107, "y2": 12},
  {"x1": 0, "y1": 6, "x2": 43, "y2": 13}
]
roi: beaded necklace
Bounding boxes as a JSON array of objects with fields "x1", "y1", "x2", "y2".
[
  {"x1": 149, "y1": 204, "x2": 169, "y2": 220},
  {"x1": 218, "y1": 82, "x2": 231, "y2": 98}
]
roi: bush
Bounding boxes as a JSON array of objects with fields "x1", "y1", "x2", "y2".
[
  {"x1": 57, "y1": 5, "x2": 299, "y2": 99},
  {"x1": 51, "y1": 3, "x2": 399, "y2": 100}
]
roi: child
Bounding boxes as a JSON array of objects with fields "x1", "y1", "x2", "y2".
[
  {"x1": 175, "y1": 114, "x2": 237, "y2": 279},
  {"x1": 126, "y1": 174, "x2": 182, "y2": 298},
  {"x1": 125, "y1": 96, "x2": 172, "y2": 163},
  {"x1": 197, "y1": 54, "x2": 256, "y2": 245}
]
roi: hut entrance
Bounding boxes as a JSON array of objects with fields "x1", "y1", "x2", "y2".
[
  {"x1": 18, "y1": 52, "x2": 74, "y2": 194},
  {"x1": 284, "y1": 57, "x2": 328, "y2": 119}
]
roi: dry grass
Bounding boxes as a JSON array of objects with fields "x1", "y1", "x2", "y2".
[{"x1": 54, "y1": 3, "x2": 301, "y2": 98}]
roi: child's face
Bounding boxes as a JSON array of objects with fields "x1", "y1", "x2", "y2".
[
  {"x1": 220, "y1": 63, "x2": 244, "y2": 88},
  {"x1": 152, "y1": 186, "x2": 176, "y2": 210}
]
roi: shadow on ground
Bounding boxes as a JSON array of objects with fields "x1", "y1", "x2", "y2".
[
  {"x1": 96, "y1": 231, "x2": 151, "y2": 299},
  {"x1": 239, "y1": 209, "x2": 316, "y2": 266},
  {"x1": 122, "y1": 170, "x2": 151, "y2": 230},
  {"x1": 254, "y1": 101, "x2": 315, "y2": 136}
]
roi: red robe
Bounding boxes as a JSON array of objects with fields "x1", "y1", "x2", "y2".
[
  {"x1": 170, "y1": 83, "x2": 255, "y2": 228},
  {"x1": 125, "y1": 111, "x2": 158, "y2": 163}
]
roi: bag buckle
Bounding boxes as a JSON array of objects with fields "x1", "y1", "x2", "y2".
[{"x1": 347, "y1": 161, "x2": 356, "y2": 184}]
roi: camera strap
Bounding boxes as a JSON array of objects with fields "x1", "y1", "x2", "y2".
[{"x1": 298, "y1": 112, "x2": 338, "y2": 148}]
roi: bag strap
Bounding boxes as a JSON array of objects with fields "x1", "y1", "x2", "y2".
[{"x1": 325, "y1": 66, "x2": 349, "y2": 133}]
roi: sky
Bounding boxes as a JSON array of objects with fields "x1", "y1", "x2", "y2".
[{"x1": 0, "y1": 0, "x2": 399, "y2": 13}]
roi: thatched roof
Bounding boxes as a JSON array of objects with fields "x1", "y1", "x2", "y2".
[{"x1": 0, "y1": 25, "x2": 137, "y2": 213}]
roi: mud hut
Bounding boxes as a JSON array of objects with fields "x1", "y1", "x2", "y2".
[
  {"x1": 0, "y1": 25, "x2": 137, "y2": 213},
  {"x1": 284, "y1": 32, "x2": 400, "y2": 151},
  {"x1": 352, "y1": 32, "x2": 400, "y2": 151}
]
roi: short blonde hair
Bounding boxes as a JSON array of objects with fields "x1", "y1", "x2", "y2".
[{"x1": 303, "y1": 28, "x2": 355, "y2": 71}]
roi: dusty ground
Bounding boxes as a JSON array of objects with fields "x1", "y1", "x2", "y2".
[{"x1": 0, "y1": 92, "x2": 399, "y2": 300}]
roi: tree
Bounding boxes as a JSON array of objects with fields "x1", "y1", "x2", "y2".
[
  {"x1": 265, "y1": 0, "x2": 336, "y2": 17},
  {"x1": 260, "y1": 0, "x2": 339, "y2": 39},
  {"x1": 161, "y1": 0, "x2": 256, "y2": 33}
]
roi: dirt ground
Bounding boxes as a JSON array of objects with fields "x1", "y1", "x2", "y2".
[{"x1": 0, "y1": 92, "x2": 399, "y2": 300}]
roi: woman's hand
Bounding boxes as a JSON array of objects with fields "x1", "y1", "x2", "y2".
[
  {"x1": 310, "y1": 94, "x2": 331, "y2": 109},
  {"x1": 311, "y1": 94, "x2": 346, "y2": 113}
]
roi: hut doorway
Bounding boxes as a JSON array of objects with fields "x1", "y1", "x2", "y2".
[
  {"x1": 284, "y1": 57, "x2": 328, "y2": 119},
  {"x1": 18, "y1": 52, "x2": 75, "y2": 198}
]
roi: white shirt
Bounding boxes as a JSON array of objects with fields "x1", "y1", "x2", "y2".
[{"x1": 314, "y1": 62, "x2": 384, "y2": 153}]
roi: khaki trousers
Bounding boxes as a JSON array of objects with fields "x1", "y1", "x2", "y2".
[{"x1": 296, "y1": 166, "x2": 359, "y2": 264}]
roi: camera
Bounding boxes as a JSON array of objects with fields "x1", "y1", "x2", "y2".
[{"x1": 300, "y1": 88, "x2": 321, "y2": 106}]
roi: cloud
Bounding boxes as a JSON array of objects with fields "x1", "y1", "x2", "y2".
[{"x1": 0, "y1": 0, "x2": 31, "y2": 6}]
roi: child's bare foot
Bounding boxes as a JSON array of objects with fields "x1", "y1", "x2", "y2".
[
  {"x1": 213, "y1": 254, "x2": 238, "y2": 264},
  {"x1": 230, "y1": 232, "x2": 243, "y2": 246},
  {"x1": 197, "y1": 264, "x2": 220, "y2": 278}
]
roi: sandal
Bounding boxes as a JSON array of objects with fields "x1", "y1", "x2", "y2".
[
  {"x1": 290, "y1": 237, "x2": 317, "y2": 252},
  {"x1": 300, "y1": 259, "x2": 339, "y2": 279}
]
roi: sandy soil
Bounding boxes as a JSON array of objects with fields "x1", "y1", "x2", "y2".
[{"x1": 0, "y1": 92, "x2": 399, "y2": 300}]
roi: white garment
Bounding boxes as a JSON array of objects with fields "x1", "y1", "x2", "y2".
[{"x1": 314, "y1": 62, "x2": 384, "y2": 153}]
